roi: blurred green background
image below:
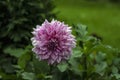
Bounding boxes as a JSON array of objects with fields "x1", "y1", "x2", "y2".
[{"x1": 54, "y1": 0, "x2": 120, "y2": 49}]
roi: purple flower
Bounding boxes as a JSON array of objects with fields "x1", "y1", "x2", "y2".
[{"x1": 31, "y1": 19, "x2": 76, "y2": 64}]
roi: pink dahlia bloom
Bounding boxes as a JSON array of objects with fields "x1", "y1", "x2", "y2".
[{"x1": 31, "y1": 19, "x2": 76, "y2": 64}]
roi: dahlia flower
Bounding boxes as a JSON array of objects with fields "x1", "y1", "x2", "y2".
[{"x1": 31, "y1": 19, "x2": 76, "y2": 64}]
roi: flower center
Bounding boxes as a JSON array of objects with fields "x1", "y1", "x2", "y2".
[{"x1": 47, "y1": 39, "x2": 58, "y2": 51}]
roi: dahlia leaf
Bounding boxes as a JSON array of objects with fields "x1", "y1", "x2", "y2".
[
  {"x1": 33, "y1": 57, "x2": 50, "y2": 74},
  {"x1": 18, "y1": 53, "x2": 31, "y2": 69},
  {"x1": 95, "y1": 62, "x2": 107, "y2": 76},
  {"x1": 72, "y1": 49, "x2": 83, "y2": 58},
  {"x1": 22, "y1": 72, "x2": 35, "y2": 80},
  {"x1": 3, "y1": 47, "x2": 25, "y2": 58},
  {"x1": 57, "y1": 62, "x2": 68, "y2": 72}
]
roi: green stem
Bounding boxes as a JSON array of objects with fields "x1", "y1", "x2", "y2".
[{"x1": 83, "y1": 54, "x2": 88, "y2": 80}]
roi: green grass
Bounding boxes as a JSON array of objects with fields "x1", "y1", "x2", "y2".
[{"x1": 54, "y1": 0, "x2": 120, "y2": 49}]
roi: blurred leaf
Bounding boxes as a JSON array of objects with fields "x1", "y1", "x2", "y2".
[
  {"x1": 76, "y1": 24, "x2": 88, "y2": 41},
  {"x1": 95, "y1": 62, "x2": 107, "y2": 76},
  {"x1": 84, "y1": 36, "x2": 100, "y2": 53},
  {"x1": 18, "y1": 53, "x2": 31, "y2": 69},
  {"x1": 114, "y1": 74, "x2": 120, "y2": 79},
  {"x1": 22, "y1": 72, "x2": 35, "y2": 80},
  {"x1": 57, "y1": 62, "x2": 68, "y2": 72},
  {"x1": 36, "y1": 73, "x2": 45, "y2": 79},
  {"x1": 0, "y1": 69, "x2": 16, "y2": 80},
  {"x1": 2, "y1": 62, "x2": 15, "y2": 73},
  {"x1": 72, "y1": 48, "x2": 83, "y2": 58},
  {"x1": 95, "y1": 52, "x2": 106, "y2": 63},
  {"x1": 111, "y1": 73, "x2": 120, "y2": 80},
  {"x1": 3, "y1": 47, "x2": 25, "y2": 58},
  {"x1": 33, "y1": 56, "x2": 50, "y2": 74},
  {"x1": 112, "y1": 66, "x2": 118, "y2": 74},
  {"x1": 69, "y1": 57, "x2": 82, "y2": 75},
  {"x1": 113, "y1": 58, "x2": 120, "y2": 65},
  {"x1": 44, "y1": 75, "x2": 52, "y2": 79}
]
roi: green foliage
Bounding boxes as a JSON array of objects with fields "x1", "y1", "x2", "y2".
[
  {"x1": 0, "y1": 0, "x2": 55, "y2": 48},
  {"x1": 50, "y1": 24, "x2": 120, "y2": 80},
  {"x1": 3, "y1": 47, "x2": 25, "y2": 58},
  {"x1": 57, "y1": 62, "x2": 68, "y2": 72},
  {"x1": 22, "y1": 72, "x2": 35, "y2": 80},
  {"x1": 0, "y1": 0, "x2": 55, "y2": 80}
]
